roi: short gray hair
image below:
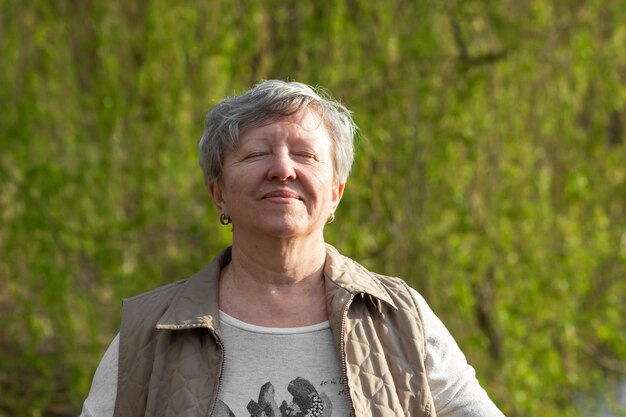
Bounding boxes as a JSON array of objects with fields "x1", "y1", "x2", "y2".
[{"x1": 198, "y1": 80, "x2": 356, "y2": 184}]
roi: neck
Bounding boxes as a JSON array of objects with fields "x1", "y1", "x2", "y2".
[
  {"x1": 231, "y1": 233, "x2": 327, "y2": 283},
  {"x1": 218, "y1": 234, "x2": 329, "y2": 327}
]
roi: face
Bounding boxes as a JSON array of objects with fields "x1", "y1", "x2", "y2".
[{"x1": 209, "y1": 108, "x2": 345, "y2": 240}]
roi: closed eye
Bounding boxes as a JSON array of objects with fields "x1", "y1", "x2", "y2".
[
  {"x1": 243, "y1": 152, "x2": 268, "y2": 160},
  {"x1": 293, "y1": 151, "x2": 319, "y2": 161}
]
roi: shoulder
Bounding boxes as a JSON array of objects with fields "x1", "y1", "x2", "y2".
[
  {"x1": 115, "y1": 278, "x2": 195, "y2": 346},
  {"x1": 370, "y1": 271, "x2": 415, "y2": 294},
  {"x1": 123, "y1": 278, "x2": 188, "y2": 306},
  {"x1": 123, "y1": 247, "x2": 231, "y2": 308},
  {"x1": 325, "y1": 244, "x2": 425, "y2": 310},
  {"x1": 121, "y1": 279, "x2": 188, "y2": 324}
]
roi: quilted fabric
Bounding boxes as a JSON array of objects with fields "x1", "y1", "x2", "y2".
[
  {"x1": 324, "y1": 246, "x2": 435, "y2": 417},
  {"x1": 114, "y1": 245, "x2": 435, "y2": 417},
  {"x1": 114, "y1": 256, "x2": 227, "y2": 417}
]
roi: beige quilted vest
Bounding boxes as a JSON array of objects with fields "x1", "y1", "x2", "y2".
[{"x1": 113, "y1": 245, "x2": 435, "y2": 417}]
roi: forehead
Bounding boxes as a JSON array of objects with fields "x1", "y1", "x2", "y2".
[{"x1": 240, "y1": 108, "x2": 329, "y2": 142}]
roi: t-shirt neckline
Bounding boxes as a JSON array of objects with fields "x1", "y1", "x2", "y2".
[{"x1": 219, "y1": 310, "x2": 330, "y2": 335}]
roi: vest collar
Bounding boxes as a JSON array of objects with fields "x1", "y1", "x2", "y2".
[
  {"x1": 323, "y1": 244, "x2": 398, "y2": 311},
  {"x1": 155, "y1": 244, "x2": 398, "y2": 331}
]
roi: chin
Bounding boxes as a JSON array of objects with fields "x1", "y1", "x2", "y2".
[
  {"x1": 261, "y1": 226, "x2": 305, "y2": 239},
  {"x1": 256, "y1": 220, "x2": 316, "y2": 239}
]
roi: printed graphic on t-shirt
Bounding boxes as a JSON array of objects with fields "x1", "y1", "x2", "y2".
[{"x1": 216, "y1": 376, "x2": 346, "y2": 417}]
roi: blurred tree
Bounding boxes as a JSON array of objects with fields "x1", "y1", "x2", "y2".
[{"x1": 0, "y1": 0, "x2": 625, "y2": 416}]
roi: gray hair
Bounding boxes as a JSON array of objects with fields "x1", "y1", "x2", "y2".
[{"x1": 198, "y1": 80, "x2": 356, "y2": 184}]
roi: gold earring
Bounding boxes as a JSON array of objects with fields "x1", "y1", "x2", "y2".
[{"x1": 219, "y1": 213, "x2": 231, "y2": 225}]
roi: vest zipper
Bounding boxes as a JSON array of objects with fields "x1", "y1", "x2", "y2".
[
  {"x1": 209, "y1": 329, "x2": 225, "y2": 417},
  {"x1": 340, "y1": 293, "x2": 357, "y2": 417}
]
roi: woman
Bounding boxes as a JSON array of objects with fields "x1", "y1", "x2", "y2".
[{"x1": 80, "y1": 80, "x2": 504, "y2": 417}]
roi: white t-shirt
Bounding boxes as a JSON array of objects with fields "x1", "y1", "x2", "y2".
[
  {"x1": 218, "y1": 312, "x2": 349, "y2": 416},
  {"x1": 79, "y1": 290, "x2": 505, "y2": 417}
]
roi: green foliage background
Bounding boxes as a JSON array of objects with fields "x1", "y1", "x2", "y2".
[{"x1": 1, "y1": 1, "x2": 626, "y2": 416}]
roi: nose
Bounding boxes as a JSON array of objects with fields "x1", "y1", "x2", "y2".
[{"x1": 267, "y1": 152, "x2": 296, "y2": 181}]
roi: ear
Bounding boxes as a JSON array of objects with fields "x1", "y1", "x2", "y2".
[
  {"x1": 207, "y1": 179, "x2": 227, "y2": 213},
  {"x1": 331, "y1": 182, "x2": 346, "y2": 212}
]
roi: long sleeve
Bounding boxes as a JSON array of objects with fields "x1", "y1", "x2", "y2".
[
  {"x1": 79, "y1": 334, "x2": 119, "y2": 417},
  {"x1": 411, "y1": 289, "x2": 505, "y2": 417}
]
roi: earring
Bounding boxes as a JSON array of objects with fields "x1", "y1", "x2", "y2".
[
  {"x1": 219, "y1": 213, "x2": 231, "y2": 225},
  {"x1": 327, "y1": 212, "x2": 335, "y2": 224}
]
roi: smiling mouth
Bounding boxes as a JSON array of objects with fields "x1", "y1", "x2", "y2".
[{"x1": 262, "y1": 190, "x2": 302, "y2": 202}]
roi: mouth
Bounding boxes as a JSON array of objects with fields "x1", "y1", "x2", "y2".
[{"x1": 262, "y1": 189, "x2": 302, "y2": 202}]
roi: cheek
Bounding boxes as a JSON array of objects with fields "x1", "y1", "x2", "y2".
[{"x1": 310, "y1": 162, "x2": 335, "y2": 184}]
